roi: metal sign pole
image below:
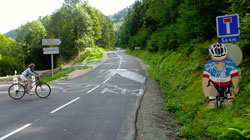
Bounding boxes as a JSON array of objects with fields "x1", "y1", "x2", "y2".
[
  {"x1": 51, "y1": 54, "x2": 54, "y2": 76},
  {"x1": 50, "y1": 37, "x2": 54, "y2": 77},
  {"x1": 42, "y1": 37, "x2": 61, "y2": 77}
]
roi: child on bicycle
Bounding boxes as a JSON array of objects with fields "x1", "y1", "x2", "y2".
[
  {"x1": 202, "y1": 43, "x2": 240, "y2": 109},
  {"x1": 21, "y1": 63, "x2": 40, "y2": 95}
]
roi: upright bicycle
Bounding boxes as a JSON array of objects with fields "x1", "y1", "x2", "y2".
[{"x1": 8, "y1": 77, "x2": 51, "y2": 99}]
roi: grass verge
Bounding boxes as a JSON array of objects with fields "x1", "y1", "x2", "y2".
[
  {"x1": 126, "y1": 46, "x2": 250, "y2": 140},
  {"x1": 40, "y1": 66, "x2": 88, "y2": 83}
]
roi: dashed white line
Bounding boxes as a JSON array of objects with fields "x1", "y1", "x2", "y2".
[
  {"x1": 103, "y1": 52, "x2": 122, "y2": 84},
  {"x1": 0, "y1": 124, "x2": 31, "y2": 140},
  {"x1": 86, "y1": 85, "x2": 100, "y2": 94},
  {"x1": 0, "y1": 91, "x2": 7, "y2": 95},
  {"x1": 87, "y1": 52, "x2": 123, "y2": 94},
  {"x1": 50, "y1": 97, "x2": 80, "y2": 114}
]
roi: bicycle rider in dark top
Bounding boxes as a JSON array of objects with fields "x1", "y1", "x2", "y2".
[{"x1": 21, "y1": 63, "x2": 40, "y2": 95}]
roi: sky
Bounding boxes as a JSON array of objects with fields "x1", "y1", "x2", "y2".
[{"x1": 0, "y1": 0, "x2": 135, "y2": 34}]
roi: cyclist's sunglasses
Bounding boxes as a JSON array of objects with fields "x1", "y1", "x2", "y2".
[{"x1": 212, "y1": 57, "x2": 227, "y2": 64}]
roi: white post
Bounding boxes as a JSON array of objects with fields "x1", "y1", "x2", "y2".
[
  {"x1": 13, "y1": 70, "x2": 18, "y2": 91},
  {"x1": 83, "y1": 59, "x2": 87, "y2": 66}
]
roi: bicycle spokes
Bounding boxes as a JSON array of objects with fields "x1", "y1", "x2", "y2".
[
  {"x1": 35, "y1": 83, "x2": 51, "y2": 98},
  {"x1": 8, "y1": 83, "x2": 25, "y2": 99}
]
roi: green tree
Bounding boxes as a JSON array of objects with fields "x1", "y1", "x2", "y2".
[
  {"x1": 0, "y1": 34, "x2": 11, "y2": 56},
  {"x1": 87, "y1": 7, "x2": 102, "y2": 42},
  {"x1": 227, "y1": 0, "x2": 250, "y2": 59},
  {"x1": 96, "y1": 11, "x2": 115, "y2": 49},
  {"x1": 63, "y1": 0, "x2": 88, "y2": 8},
  {"x1": 73, "y1": 6, "x2": 94, "y2": 51},
  {"x1": 15, "y1": 20, "x2": 47, "y2": 69}
]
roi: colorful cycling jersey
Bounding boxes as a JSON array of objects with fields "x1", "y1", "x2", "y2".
[{"x1": 203, "y1": 57, "x2": 239, "y2": 87}]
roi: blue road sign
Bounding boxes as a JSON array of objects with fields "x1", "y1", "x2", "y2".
[
  {"x1": 216, "y1": 14, "x2": 240, "y2": 37},
  {"x1": 218, "y1": 36, "x2": 240, "y2": 43}
]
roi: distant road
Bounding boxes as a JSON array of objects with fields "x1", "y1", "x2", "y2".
[{"x1": 0, "y1": 50, "x2": 146, "y2": 140}]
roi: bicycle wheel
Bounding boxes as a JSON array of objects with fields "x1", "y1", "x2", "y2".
[
  {"x1": 8, "y1": 83, "x2": 25, "y2": 99},
  {"x1": 35, "y1": 83, "x2": 51, "y2": 98}
]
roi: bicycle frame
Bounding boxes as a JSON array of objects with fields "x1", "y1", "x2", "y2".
[
  {"x1": 9, "y1": 76, "x2": 51, "y2": 99},
  {"x1": 215, "y1": 96, "x2": 232, "y2": 108},
  {"x1": 22, "y1": 77, "x2": 41, "y2": 92}
]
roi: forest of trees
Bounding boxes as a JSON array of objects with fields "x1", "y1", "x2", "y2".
[
  {"x1": 0, "y1": 0, "x2": 115, "y2": 76},
  {"x1": 118, "y1": 0, "x2": 250, "y2": 139},
  {"x1": 118, "y1": 0, "x2": 250, "y2": 57},
  {"x1": 108, "y1": 7, "x2": 130, "y2": 47}
]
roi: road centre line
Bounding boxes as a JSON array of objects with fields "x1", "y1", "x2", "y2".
[
  {"x1": 86, "y1": 52, "x2": 123, "y2": 94},
  {"x1": 0, "y1": 91, "x2": 6, "y2": 95},
  {"x1": 0, "y1": 124, "x2": 31, "y2": 140},
  {"x1": 86, "y1": 85, "x2": 100, "y2": 94},
  {"x1": 103, "y1": 53, "x2": 122, "y2": 84},
  {"x1": 50, "y1": 97, "x2": 80, "y2": 114}
]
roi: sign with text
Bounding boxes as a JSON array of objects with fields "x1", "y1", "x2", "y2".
[
  {"x1": 216, "y1": 14, "x2": 240, "y2": 37},
  {"x1": 43, "y1": 51, "x2": 59, "y2": 54},
  {"x1": 43, "y1": 47, "x2": 59, "y2": 54},
  {"x1": 218, "y1": 36, "x2": 240, "y2": 43},
  {"x1": 42, "y1": 39, "x2": 61, "y2": 45}
]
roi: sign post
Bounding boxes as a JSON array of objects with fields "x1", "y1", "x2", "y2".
[
  {"x1": 216, "y1": 14, "x2": 240, "y2": 43},
  {"x1": 42, "y1": 37, "x2": 61, "y2": 76}
]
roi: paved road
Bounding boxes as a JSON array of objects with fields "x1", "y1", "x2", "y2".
[{"x1": 0, "y1": 51, "x2": 146, "y2": 140}]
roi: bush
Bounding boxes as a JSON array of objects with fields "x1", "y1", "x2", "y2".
[
  {"x1": 74, "y1": 45, "x2": 105, "y2": 64},
  {"x1": 0, "y1": 56, "x2": 23, "y2": 76}
]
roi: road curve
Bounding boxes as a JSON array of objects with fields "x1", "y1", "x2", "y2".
[{"x1": 0, "y1": 50, "x2": 146, "y2": 140}]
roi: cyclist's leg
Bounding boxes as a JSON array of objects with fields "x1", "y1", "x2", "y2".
[
  {"x1": 207, "y1": 86, "x2": 218, "y2": 109},
  {"x1": 27, "y1": 79, "x2": 31, "y2": 91},
  {"x1": 21, "y1": 75, "x2": 31, "y2": 93},
  {"x1": 223, "y1": 85, "x2": 233, "y2": 107},
  {"x1": 21, "y1": 75, "x2": 28, "y2": 89}
]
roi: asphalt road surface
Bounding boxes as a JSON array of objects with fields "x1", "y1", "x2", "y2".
[{"x1": 0, "y1": 51, "x2": 146, "y2": 140}]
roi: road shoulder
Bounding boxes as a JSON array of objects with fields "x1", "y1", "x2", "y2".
[{"x1": 132, "y1": 56, "x2": 181, "y2": 140}]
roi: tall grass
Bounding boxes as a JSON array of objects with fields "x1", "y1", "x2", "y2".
[{"x1": 127, "y1": 44, "x2": 250, "y2": 140}]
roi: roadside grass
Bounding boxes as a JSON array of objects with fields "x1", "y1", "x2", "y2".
[
  {"x1": 41, "y1": 45, "x2": 111, "y2": 83},
  {"x1": 75, "y1": 45, "x2": 111, "y2": 64},
  {"x1": 40, "y1": 66, "x2": 88, "y2": 83},
  {"x1": 126, "y1": 44, "x2": 250, "y2": 140}
]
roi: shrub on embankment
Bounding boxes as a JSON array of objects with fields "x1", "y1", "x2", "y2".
[
  {"x1": 127, "y1": 44, "x2": 250, "y2": 140},
  {"x1": 0, "y1": 56, "x2": 23, "y2": 76}
]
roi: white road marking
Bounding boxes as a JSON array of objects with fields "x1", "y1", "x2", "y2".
[
  {"x1": 86, "y1": 85, "x2": 100, "y2": 94},
  {"x1": 0, "y1": 91, "x2": 7, "y2": 95},
  {"x1": 0, "y1": 124, "x2": 31, "y2": 140},
  {"x1": 50, "y1": 97, "x2": 80, "y2": 114},
  {"x1": 86, "y1": 53, "x2": 122, "y2": 94},
  {"x1": 103, "y1": 52, "x2": 122, "y2": 84}
]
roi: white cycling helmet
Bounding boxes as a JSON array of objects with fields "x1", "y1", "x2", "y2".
[{"x1": 209, "y1": 43, "x2": 227, "y2": 58}]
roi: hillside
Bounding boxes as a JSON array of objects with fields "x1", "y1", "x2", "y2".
[
  {"x1": 109, "y1": 7, "x2": 129, "y2": 24},
  {"x1": 0, "y1": 0, "x2": 115, "y2": 76},
  {"x1": 109, "y1": 7, "x2": 130, "y2": 47},
  {"x1": 119, "y1": 0, "x2": 250, "y2": 139},
  {"x1": 5, "y1": 29, "x2": 16, "y2": 39}
]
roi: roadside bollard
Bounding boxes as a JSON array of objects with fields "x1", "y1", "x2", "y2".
[
  {"x1": 83, "y1": 59, "x2": 87, "y2": 66},
  {"x1": 13, "y1": 70, "x2": 18, "y2": 91}
]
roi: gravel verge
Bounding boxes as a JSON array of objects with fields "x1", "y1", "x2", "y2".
[{"x1": 132, "y1": 56, "x2": 182, "y2": 140}]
